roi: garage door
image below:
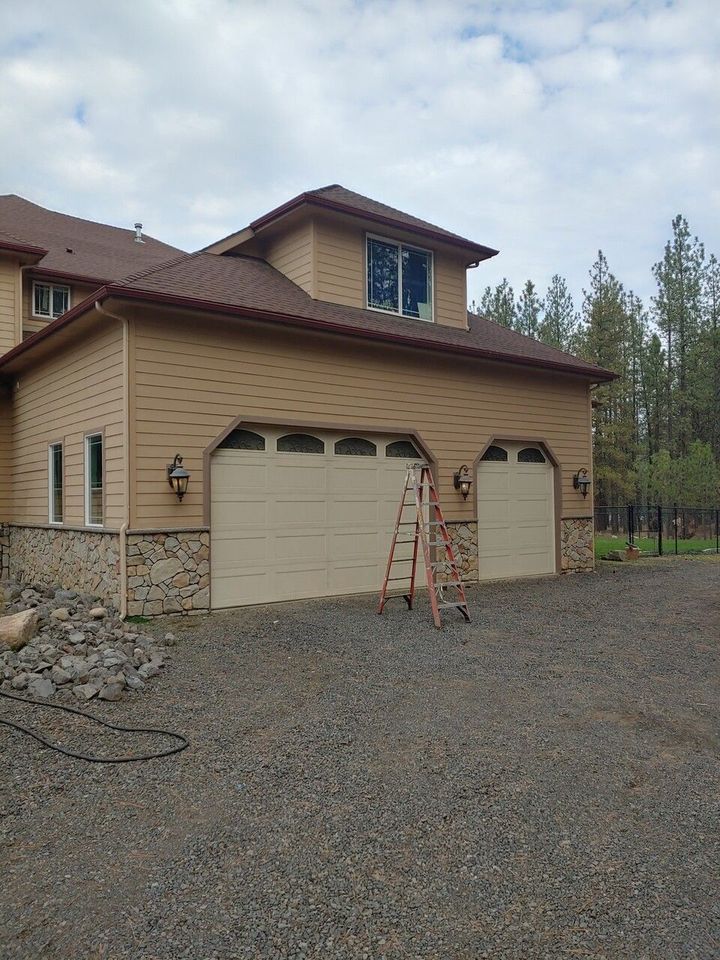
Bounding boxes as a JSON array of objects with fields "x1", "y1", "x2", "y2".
[
  {"x1": 210, "y1": 425, "x2": 425, "y2": 608},
  {"x1": 476, "y1": 441, "x2": 555, "y2": 580}
]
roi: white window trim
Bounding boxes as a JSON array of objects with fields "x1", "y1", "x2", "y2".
[
  {"x1": 48, "y1": 442, "x2": 63, "y2": 525},
  {"x1": 84, "y1": 433, "x2": 103, "y2": 528},
  {"x1": 32, "y1": 281, "x2": 71, "y2": 319},
  {"x1": 366, "y1": 233, "x2": 434, "y2": 322}
]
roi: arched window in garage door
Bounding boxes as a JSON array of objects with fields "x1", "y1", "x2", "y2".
[
  {"x1": 386, "y1": 440, "x2": 420, "y2": 458},
  {"x1": 335, "y1": 437, "x2": 377, "y2": 456},
  {"x1": 277, "y1": 433, "x2": 325, "y2": 454},
  {"x1": 480, "y1": 444, "x2": 508, "y2": 462},
  {"x1": 219, "y1": 429, "x2": 266, "y2": 451},
  {"x1": 518, "y1": 447, "x2": 546, "y2": 463}
]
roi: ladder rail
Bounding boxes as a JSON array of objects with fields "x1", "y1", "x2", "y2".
[{"x1": 378, "y1": 462, "x2": 470, "y2": 627}]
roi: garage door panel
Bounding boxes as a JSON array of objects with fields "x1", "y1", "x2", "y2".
[
  {"x1": 211, "y1": 428, "x2": 424, "y2": 608},
  {"x1": 477, "y1": 443, "x2": 555, "y2": 581},
  {"x1": 274, "y1": 532, "x2": 327, "y2": 561},
  {"x1": 274, "y1": 462, "x2": 327, "y2": 490},
  {"x1": 477, "y1": 499, "x2": 511, "y2": 522}
]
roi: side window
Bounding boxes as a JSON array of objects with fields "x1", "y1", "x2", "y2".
[
  {"x1": 518, "y1": 447, "x2": 546, "y2": 463},
  {"x1": 277, "y1": 433, "x2": 324, "y2": 454},
  {"x1": 48, "y1": 442, "x2": 63, "y2": 523},
  {"x1": 33, "y1": 282, "x2": 70, "y2": 319},
  {"x1": 219, "y1": 429, "x2": 266, "y2": 451},
  {"x1": 334, "y1": 437, "x2": 377, "y2": 456},
  {"x1": 386, "y1": 440, "x2": 421, "y2": 459},
  {"x1": 85, "y1": 433, "x2": 103, "y2": 526},
  {"x1": 480, "y1": 445, "x2": 508, "y2": 462}
]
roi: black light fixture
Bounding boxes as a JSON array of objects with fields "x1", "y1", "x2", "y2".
[
  {"x1": 453, "y1": 464, "x2": 473, "y2": 500},
  {"x1": 167, "y1": 454, "x2": 190, "y2": 502},
  {"x1": 573, "y1": 467, "x2": 591, "y2": 498}
]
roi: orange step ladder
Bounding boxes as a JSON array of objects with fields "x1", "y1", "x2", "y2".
[{"x1": 378, "y1": 462, "x2": 471, "y2": 629}]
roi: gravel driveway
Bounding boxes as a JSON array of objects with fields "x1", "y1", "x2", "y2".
[{"x1": 1, "y1": 557, "x2": 719, "y2": 960}]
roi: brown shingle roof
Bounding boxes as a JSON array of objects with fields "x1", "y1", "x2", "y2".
[
  {"x1": 244, "y1": 183, "x2": 499, "y2": 261},
  {"x1": 0, "y1": 195, "x2": 182, "y2": 283},
  {"x1": 106, "y1": 252, "x2": 612, "y2": 380}
]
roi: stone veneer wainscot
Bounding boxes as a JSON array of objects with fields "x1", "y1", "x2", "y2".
[
  {"x1": 126, "y1": 531, "x2": 210, "y2": 617},
  {"x1": 4, "y1": 525, "x2": 121, "y2": 607},
  {"x1": 560, "y1": 517, "x2": 595, "y2": 572}
]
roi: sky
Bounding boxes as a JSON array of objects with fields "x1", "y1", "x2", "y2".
[{"x1": 0, "y1": 0, "x2": 718, "y2": 312}]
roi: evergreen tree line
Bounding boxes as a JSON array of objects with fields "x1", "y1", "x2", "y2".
[{"x1": 470, "y1": 215, "x2": 720, "y2": 507}]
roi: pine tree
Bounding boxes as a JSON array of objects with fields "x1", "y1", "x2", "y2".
[
  {"x1": 538, "y1": 274, "x2": 578, "y2": 351},
  {"x1": 477, "y1": 279, "x2": 515, "y2": 328},
  {"x1": 652, "y1": 215, "x2": 705, "y2": 457},
  {"x1": 515, "y1": 280, "x2": 543, "y2": 338}
]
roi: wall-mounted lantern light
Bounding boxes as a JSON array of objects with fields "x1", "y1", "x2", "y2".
[
  {"x1": 453, "y1": 464, "x2": 473, "y2": 500},
  {"x1": 167, "y1": 454, "x2": 190, "y2": 502},
  {"x1": 573, "y1": 467, "x2": 591, "y2": 498}
]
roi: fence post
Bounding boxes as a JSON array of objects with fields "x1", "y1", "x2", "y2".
[
  {"x1": 628, "y1": 504, "x2": 634, "y2": 544},
  {"x1": 673, "y1": 503, "x2": 678, "y2": 555},
  {"x1": 657, "y1": 504, "x2": 663, "y2": 556},
  {"x1": 716, "y1": 509, "x2": 719, "y2": 555}
]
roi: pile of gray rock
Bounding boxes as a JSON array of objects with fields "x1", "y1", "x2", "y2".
[{"x1": 0, "y1": 581, "x2": 174, "y2": 703}]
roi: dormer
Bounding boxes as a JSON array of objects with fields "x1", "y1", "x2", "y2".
[{"x1": 205, "y1": 185, "x2": 498, "y2": 330}]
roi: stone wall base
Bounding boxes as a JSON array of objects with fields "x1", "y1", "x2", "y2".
[
  {"x1": 435, "y1": 521, "x2": 478, "y2": 582},
  {"x1": 126, "y1": 531, "x2": 210, "y2": 617},
  {"x1": 6, "y1": 525, "x2": 120, "y2": 607},
  {"x1": 560, "y1": 517, "x2": 594, "y2": 572}
]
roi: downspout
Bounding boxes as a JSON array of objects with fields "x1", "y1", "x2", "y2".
[{"x1": 95, "y1": 301, "x2": 130, "y2": 618}]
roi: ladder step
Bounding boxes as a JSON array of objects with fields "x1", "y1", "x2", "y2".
[
  {"x1": 436, "y1": 581, "x2": 463, "y2": 588},
  {"x1": 438, "y1": 601, "x2": 469, "y2": 609}
]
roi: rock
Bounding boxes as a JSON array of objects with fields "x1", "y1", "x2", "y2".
[
  {"x1": 98, "y1": 682, "x2": 124, "y2": 702},
  {"x1": 89, "y1": 607, "x2": 107, "y2": 620},
  {"x1": 125, "y1": 675, "x2": 145, "y2": 691},
  {"x1": 138, "y1": 662, "x2": 160, "y2": 680},
  {"x1": 68, "y1": 632, "x2": 85, "y2": 645},
  {"x1": 55, "y1": 589, "x2": 78, "y2": 602},
  {"x1": 51, "y1": 666, "x2": 72, "y2": 686},
  {"x1": 28, "y1": 675, "x2": 55, "y2": 698},
  {"x1": 50, "y1": 608, "x2": 71, "y2": 622},
  {"x1": 11, "y1": 672, "x2": 29, "y2": 690},
  {"x1": 73, "y1": 683, "x2": 99, "y2": 701},
  {"x1": 606, "y1": 550, "x2": 626, "y2": 561},
  {"x1": 149, "y1": 557, "x2": 183, "y2": 586},
  {"x1": 0, "y1": 609, "x2": 39, "y2": 651}
]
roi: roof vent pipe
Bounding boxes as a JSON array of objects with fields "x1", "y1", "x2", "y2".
[{"x1": 134, "y1": 222, "x2": 144, "y2": 243}]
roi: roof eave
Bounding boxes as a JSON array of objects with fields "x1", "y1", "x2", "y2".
[
  {"x1": 246, "y1": 193, "x2": 499, "y2": 261},
  {"x1": 0, "y1": 285, "x2": 615, "y2": 383}
]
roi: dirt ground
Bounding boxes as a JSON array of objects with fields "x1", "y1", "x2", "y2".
[{"x1": 1, "y1": 556, "x2": 719, "y2": 960}]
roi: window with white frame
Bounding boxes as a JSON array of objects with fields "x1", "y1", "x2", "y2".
[
  {"x1": 366, "y1": 235, "x2": 433, "y2": 321},
  {"x1": 48, "y1": 442, "x2": 63, "y2": 524},
  {"x1": 84, "y1": 433, "x2": 103, "y2": 526},
  {"x1": 33, "y1": 282, "x2": 70, "y2": 319}
]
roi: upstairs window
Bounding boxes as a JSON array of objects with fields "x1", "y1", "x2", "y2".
[
  {"x1": 33, "y1": 282, "x2": 70, "y2": 319},
  {"x1": 367, "y1": 236, "x2": 433, "y2": 321}
]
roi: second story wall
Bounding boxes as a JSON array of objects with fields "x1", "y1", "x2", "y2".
[
  {"x1": 0, "y1": 255, "x2": 22, "y2": 354},
  {"x1": 22, "y1": 278, "x2": 99, "y2": 337},
  {"x1": 259, "y1": 212, "x2": 472, "y2": 330}
]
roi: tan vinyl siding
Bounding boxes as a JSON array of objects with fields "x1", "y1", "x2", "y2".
[
  {"x1": 22, "y1": 279, "x2": 100, "y2": 336},
  {"x1": 313, "y1": 216, "x2": 364, "y2": 307},
  {"x1": 131, "y1": 309, "x2": 592, "y2": 528},
  {"x1": 0, "y1": 256, "x2": 21, "y2": 354},
  {"x1": 434, "y1": 251, "x2": 470, "y2": 329},
  {"x1": 11, "y1": 324, "x2": 124, "y2": 527},
  {"x1": 262, "y1": 220, "x2": 314, "y2": 296},
  {"x1": 312, "y1": 214, "x2": 469, "y2": 328},
  {"x1": 0, "y1": 386, "x2": 13, "y2": 519}
]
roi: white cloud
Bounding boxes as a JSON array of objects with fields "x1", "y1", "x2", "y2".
[{"x1": 0, "y1": 0, "x2": 718, "y2": 311}]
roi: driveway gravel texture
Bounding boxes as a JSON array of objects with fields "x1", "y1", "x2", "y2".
[{"x1": 1, "y1": 556, "x2": 719, "y2": 960}]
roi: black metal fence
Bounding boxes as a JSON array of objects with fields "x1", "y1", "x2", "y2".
[{"x1": 594, "y1": 505, "x2": 720, "y2": 557}]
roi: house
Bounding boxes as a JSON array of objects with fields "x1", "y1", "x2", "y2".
[{"x1": 0, "y1": 186, "x2": 613, "y2": 616}]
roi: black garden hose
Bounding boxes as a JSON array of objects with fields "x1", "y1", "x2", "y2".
[{"x1": 0, "y1": 688, "x2": 189, "y2": 763}]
